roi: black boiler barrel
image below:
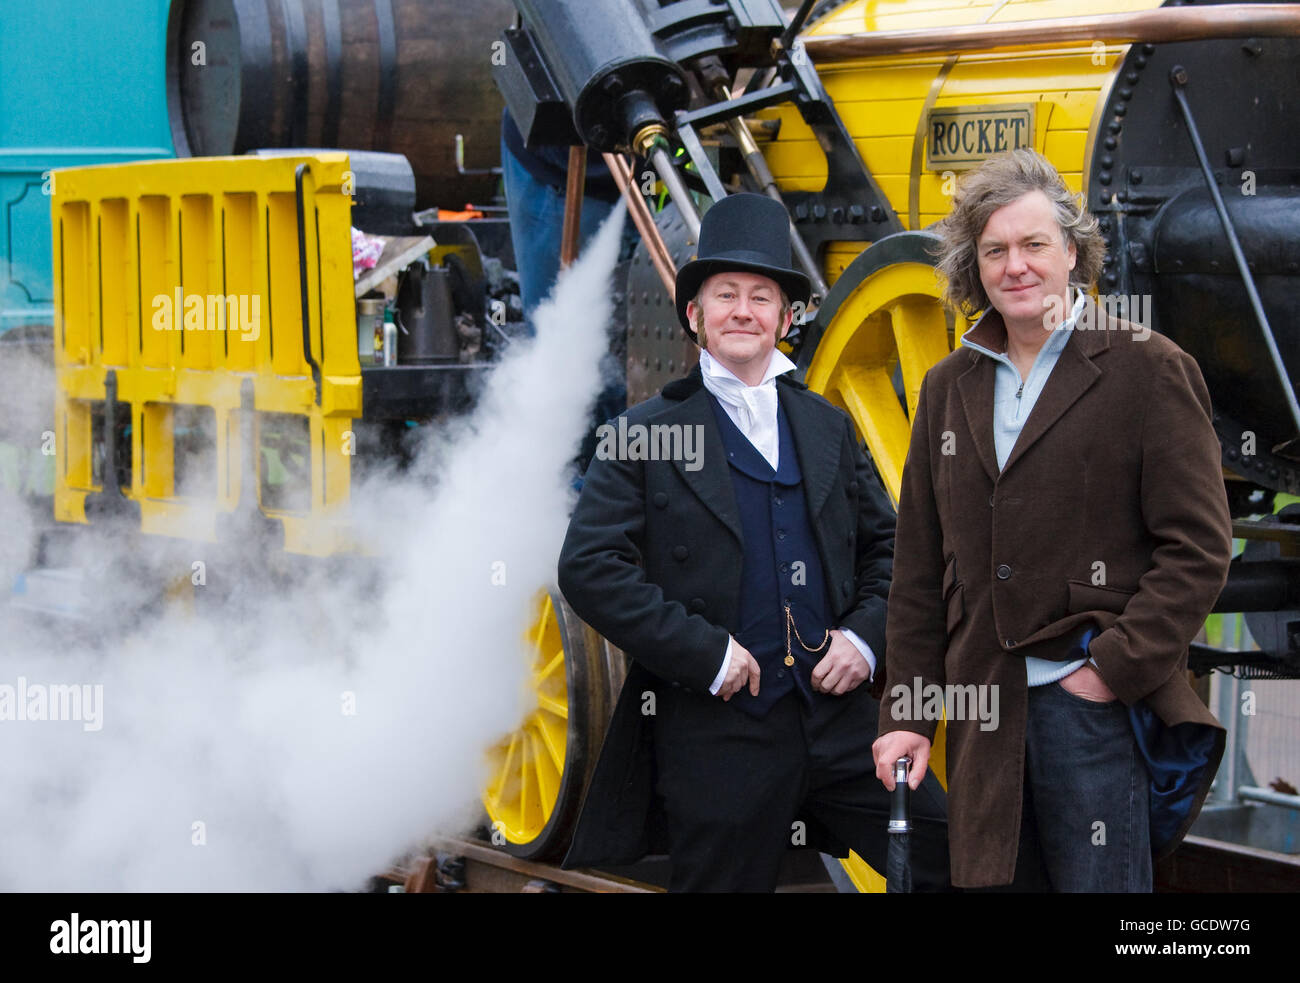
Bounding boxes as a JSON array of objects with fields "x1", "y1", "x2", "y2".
[{"x1": 165, "y1": 0, "x2": 516, "y2": 210}]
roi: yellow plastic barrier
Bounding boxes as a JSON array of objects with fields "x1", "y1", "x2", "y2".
[{"x1": 51, "y1": 153, "x2": 362, "y2": 556}]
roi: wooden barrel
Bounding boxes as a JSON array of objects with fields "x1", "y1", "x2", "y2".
[{"x1": 166, "y1": 0, "x2": 516, "y2": 210}]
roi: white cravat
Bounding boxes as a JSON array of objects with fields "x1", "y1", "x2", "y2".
[
  {"x1": 699, "y1": 348, "x2": 795, "y2": 471},
  {"x1": 696, "y1": 348, "x2": 877, "y2": 693}
]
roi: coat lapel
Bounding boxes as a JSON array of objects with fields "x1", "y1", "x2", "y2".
[
  {"x1": 777, "y1": 378, "x2": 839, "y2": 518},
  {"x1": 658, "y1": 370, "x2": 744, "y2": 545},
  {"x1": 956, "y1": 355, "x2": 1001, "y2": 483}
]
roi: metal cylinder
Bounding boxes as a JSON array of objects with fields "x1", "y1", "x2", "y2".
[
  {"x1": 356, "y1": 297, "x2": 385, "y2": 365},
  {"x1": 510, "y1": 0, "x2": 689, "y2": 152},
  {"x1": 396, "y1": 265, "x2": 458, "y2": 364},
  {"x1": 165, "y1": 0, "x2": 516, "y2": 209},
  {"x1": 383, "y1": 317, "x2": 398, "y2": 367}
]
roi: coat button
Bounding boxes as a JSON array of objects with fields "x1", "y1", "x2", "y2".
[
  {"x1": 996, "y1": 564, "x2": 1012, "y2": 580},
  {"x1": 689, "y1": 597, "x2": 706, "y2": 613},
  {"x1": 1006, "y1": 639, "x2": 1017, "y2": 648},
  {"x1": 672, "y1": 545, "x2": 689, "y2": 561},
  {"x1": 841, "y1": 579, "x2": 851, "y2": 594},
  {"x1": 848, "y1": 481, "x2": 859, "y2": 494},
  {"x1": 776, "y1": 529, "x2": 786, "y2": 540},
  {"x1": 784, "y1": 655, "x2": 795, "y2": 667},
  {"x1": 847, "y1": 531, "x2": 854, "y2": 544},
  {"x1": 653, "y1": 492, "x2": 669, "y2": 508}
]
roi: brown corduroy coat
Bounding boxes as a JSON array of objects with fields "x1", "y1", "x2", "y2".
[{"x1": 879, "y1": 307, "x2": 1232, "y2": 888}]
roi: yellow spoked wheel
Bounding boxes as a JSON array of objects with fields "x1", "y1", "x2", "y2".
[
  {"x1": 800, "y1": 232, "x2": 964, "y2": 893},
  {"x1": 482, "y1": 588, "x2": 619, "y2": 860}
]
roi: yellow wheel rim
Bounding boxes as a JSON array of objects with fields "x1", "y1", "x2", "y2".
[
  {"x1": 483, "y1": 590, "x2": 569, "y2": 844},
  {"x1": 802, "y1": 234, "x2": 963, "y2": 892},
  {"x1": 805, "y1": 252, "x2": 968, "y2": 507}
]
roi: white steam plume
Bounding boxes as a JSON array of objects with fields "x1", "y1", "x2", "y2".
[{"x1": 0, "y1": 203, "x2": 627, "y2": 891}]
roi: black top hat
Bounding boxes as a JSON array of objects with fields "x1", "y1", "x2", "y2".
[{"x1": 674, "y1": 193, "x2": 811, "y2": 340}]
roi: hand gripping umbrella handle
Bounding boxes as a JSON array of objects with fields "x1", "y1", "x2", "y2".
[{"x1": 889, "y1": 756, "x2": 911, "y2": 834}]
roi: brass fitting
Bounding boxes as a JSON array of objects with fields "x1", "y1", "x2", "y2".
[{"x1": 631, "y1": 123, "x2": 670, "y2": 159}]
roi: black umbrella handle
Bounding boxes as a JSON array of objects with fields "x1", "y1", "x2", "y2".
[{"x1": 889, "y1": 756, "x2": 911, "y2": 834}]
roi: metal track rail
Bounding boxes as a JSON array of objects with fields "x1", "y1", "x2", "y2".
[{"x1": 382, "y1": 837, "x2": 661, "y2": 894}]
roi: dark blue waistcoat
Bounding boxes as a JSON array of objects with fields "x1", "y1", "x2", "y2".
[{"x1": 708, "y1": 392, "x2": 835, "y2": 718}]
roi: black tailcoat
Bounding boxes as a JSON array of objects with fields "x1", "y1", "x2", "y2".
[{"x1": 557, "y1": 364, "x2": 896, "y2": 867}]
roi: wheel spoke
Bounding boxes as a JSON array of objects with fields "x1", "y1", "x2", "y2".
[
  {"x1": 526, "y1": 727, "x2": 558, "y2": 823},
  {"x1": 500, "y1": 733, "x2": 522, "y2": 829},
  {"x1": 536, "y1": 647, "x2": 565, "y2": 685},
  {"x1": 537, "y1": 706, "x2": 566, "y2": 773},
  {"x1": 888, "y1": 295, "x2": 953, "y2": 418},
  {"x1": 833, "y1": 364, "x2": 911, "y2": 504},
  {"x1": 518, "y1": 730, "x2": 534, "y2": 828},
  {"x1": 536, "y1": 691, "x2": 567, "y2": 719},
  {"x1": 530, "y1": 595, "x2": 554, "y2": 652}
]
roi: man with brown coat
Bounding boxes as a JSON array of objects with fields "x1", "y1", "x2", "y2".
[{"x1": 873, "y1": 149, "x2": 1232, "y2": 891}]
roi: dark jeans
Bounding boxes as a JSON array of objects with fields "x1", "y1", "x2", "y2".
[
  {"x1": 977, "y1": 681, "x2": 1152, "y2": 892},
  {"x1": 500, "y1": 135, "x2": 622, "y2": 320},
  {"x1": 652, "y1": 682, "x2": 952, "y2": 893},
  {"x1": 500, "y1": 133, "x2": 632, "y2": 479}
]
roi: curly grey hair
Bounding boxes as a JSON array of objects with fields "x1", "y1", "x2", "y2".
[{"x1": 933, "y1": 149, "x2": 1106, "y2": 317}]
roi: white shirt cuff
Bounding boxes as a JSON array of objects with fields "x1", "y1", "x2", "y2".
[
  {"x1": 708, "y1": 637, "x2": 734, "y2": 695},
  {"x1": 837, "y1": 627, "x2": 877, "y2": 681}
]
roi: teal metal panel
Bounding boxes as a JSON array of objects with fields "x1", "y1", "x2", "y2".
[{"x1": 0, "y1": 0, "x2": 175, "y2": 332}]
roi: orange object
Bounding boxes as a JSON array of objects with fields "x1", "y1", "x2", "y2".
[{"x1": 436, "y1": 207, "x2": 485, "y2": 221}]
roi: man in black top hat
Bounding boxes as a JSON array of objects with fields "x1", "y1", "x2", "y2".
[{"x1": 557, "y1": 193, "x2": 951, "y2": 891}]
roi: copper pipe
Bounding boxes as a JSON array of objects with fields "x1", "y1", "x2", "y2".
[
  {"x1": 560, "y1": 145, "x2": 586, "y2": 268},
  {"x1": 603, "y1": 151, "x2": 677, "y2": 302},
  {"x1": 802, "y1": 4, "x2": 1300, "y2": 61}
]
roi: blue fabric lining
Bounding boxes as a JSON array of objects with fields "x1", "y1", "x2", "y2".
[
  {"x1": 1128, "y1": 700, "x2": 1219, "y2": 854},
  {"x1": 1070, "y1": 623, "x2": 1218, "y2": 855}
]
